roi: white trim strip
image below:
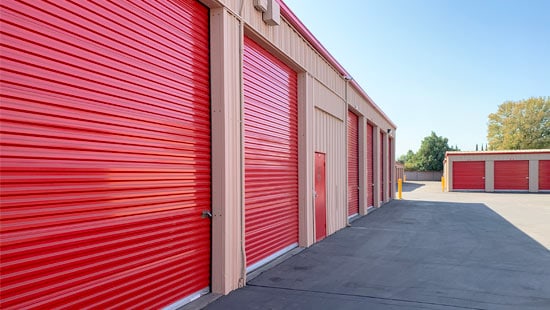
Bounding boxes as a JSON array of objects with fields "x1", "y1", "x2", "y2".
[
  {"x1": 162, "y1": 287, "x2": 209, "y2": 310},
  {"x1": 246, "y1": 243, "x2": 298, "y2": 273}
]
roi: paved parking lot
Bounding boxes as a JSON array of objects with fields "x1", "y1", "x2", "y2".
[
  {"x1": 201, "y1": 182, "x2": 550, "y2": 310},
  {"x1": 403, "y1": 181, "x2": 550, "y2": 249}
]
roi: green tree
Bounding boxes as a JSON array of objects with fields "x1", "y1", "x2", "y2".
[
  {"x1": 398, "y1": 150, "x2": 419, "y2": 170},
  {"x1": 415, "y1": 131, "x2": 455, "y2": 171},
  {"x1": 397, "y1": 150, "x2": 415, "y2": 164},
  {"x1": 487, "y1": 97, "x2": 550, "y2": 150}
]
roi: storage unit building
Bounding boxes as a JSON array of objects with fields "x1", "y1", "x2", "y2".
[
  {"x1": 444, "y1": 150, "x2": 550, "y2": 193},
  {"x1": 0, "y1": 0, "x2": 397, "y2": 308}
]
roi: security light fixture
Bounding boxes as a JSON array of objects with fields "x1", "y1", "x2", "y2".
[{"x1": 253, "y1": 0, "x2": 268, "y2": 12}]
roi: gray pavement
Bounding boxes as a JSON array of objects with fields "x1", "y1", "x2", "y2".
[{"x1": 204, "y1": 182, "x2": 550, "y2": 310}]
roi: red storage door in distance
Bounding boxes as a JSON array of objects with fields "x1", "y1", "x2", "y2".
[
  {"x1": 452, "y1": 161, "x2": 485, "y2": 190},
  {"x1": 388, "y1": 137, "x2": 392, "y2": 199},
  {"x1": 494, "y1": 160, "x2": 529, "y2": 191},
  {"x1": 243, "y1": 37, "x2": 299, "y2": 270},
  {"x1": 379, "y1": 131, "x2": 384, "y2": 202},
  {"x1": 540, "y1": 160, "x2": 550, "y2": 190},
  {"x1": 347, "y1": 111, "x2": 359, "y2": 217},
  {"x1": 367, "y1": 123, "x2": 374, "y2": 207},
  {"x1": 0, "y1": 1, "x2": 211, "y2": 309}
]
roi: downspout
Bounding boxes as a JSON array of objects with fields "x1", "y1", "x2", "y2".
[{"x1": 238, "y1": 0, "x2": 246, "y2": 288}]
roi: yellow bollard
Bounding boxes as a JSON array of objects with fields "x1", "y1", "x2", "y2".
[
  {"x1": 441, "y1": 176, "x2": 445, "y2": 192},
  {"x1": 398, "y1": 178, "x2": 403, "y2": 199},
  {"x1": 403, "y1": 174, "x2": 406, "y2": 182}
]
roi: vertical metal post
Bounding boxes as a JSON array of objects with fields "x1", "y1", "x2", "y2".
[
  {"x1": 398, "y1": 178, "x2": 402, "y2": 200},
  {"x1": 441, "y1": 176, "x2": 445, "y2": 192}
]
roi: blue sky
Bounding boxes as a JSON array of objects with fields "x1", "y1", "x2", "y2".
[{"x1": 284, "y1": 0, "x2": 550, "y2": 156}]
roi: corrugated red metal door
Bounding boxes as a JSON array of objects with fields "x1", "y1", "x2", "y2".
[
  {"x1": 367, "y1": 123, "x2": 374, "y2": 207},
  {"x1": 452, "y1": 161, "x2": 485, "y2": 190},
  {"x1": 243, "y1": 36, "x2": 298, "y2": 270},
  {"x1": 379, "y1": 131, "x2": 385, "y2": 202},
  {"x1": 347, "y1": 111, "x2": 359, "y2": 216},
  {"x1": 0, "y1": 1, "x2": 211, "y2": 309},
  {"x1": 388, "y1": 137, "x2": 392, "y2": 199},
  {"x1": 315, "y1": 153, "x2": 327, "y2": 241},
  {"x1": 539, "y1": 160, "x2": 550, "y2": 190},
  {"x1": 494, "y1": 160, "x2": 529, "y2": 191}
]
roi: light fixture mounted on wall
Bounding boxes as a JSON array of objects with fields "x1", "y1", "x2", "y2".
[
  {"x1": 253, "y1": 0, "x2": 268, "y2": 12},
  {"x1": 387, "y1": 129, "x2": 392, "y2": 134},
  {"x1": 253, "y1": 0, "x2": 280, "y2": 26}
]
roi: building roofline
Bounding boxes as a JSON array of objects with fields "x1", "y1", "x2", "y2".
[
  {"x1": 446, "y1": 149, "x2": 550, "y2": 156},
  {"x1": 278, "y1": 0, "x2": 397, "y2": 129}
]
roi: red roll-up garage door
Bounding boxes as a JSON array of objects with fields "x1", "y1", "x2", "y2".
[
  {"x1": 379, "y1": 131, "x2": 385, "y2": 202},
  {"x1": 452, "y1": 161, "x2": 485, "y2": 190},
  {"x1": 388, "y1": 137, "x2": 392, "y2": 199},
  {"x1": 347, "y1": 111, "x2": 359, "y2": 217},
  {"x1": 367, "y1": 123, "x2": 374, "y2": 207},
  {"x1": 0, "y1": 1, "x2": 211, "y2": 309},
  {"x1": 540, "y1": 160, "x2": 550, "y2": 191},
  {"x1": 243, "y1": 37, "x2": 298, "y2": 270},
  {"x1": 494, "y1": 160, "x2": 529, "y2": 191}
]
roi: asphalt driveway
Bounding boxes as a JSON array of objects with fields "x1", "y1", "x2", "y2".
[{"x1": 203, "y1": 182, "x2": 550, "y2": 310}]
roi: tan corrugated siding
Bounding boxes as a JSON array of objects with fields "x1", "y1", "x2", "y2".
[
  {"x1": 210, "y1": 6, "x2": 244, "y2": 294},
  {"x1": 314, "y1": 108, "x2": 346, "y2": 235},
  {"x1": 348, "y1": 86, "x2": 394, "y2": 131},
  {"x1": 230, "y1": 1, "x2": 345, "y2": 99}
]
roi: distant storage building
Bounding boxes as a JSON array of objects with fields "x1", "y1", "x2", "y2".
[
  {"x1": 444, "y1": 150, "x2": 550, "y2": 192},
  {"x1": 0, "y1": 0, "x2": 396, "y2": 308}
]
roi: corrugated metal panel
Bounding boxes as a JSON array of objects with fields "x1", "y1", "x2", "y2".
[
  {"x1": 452, "y1": 161, "x2": 485, "y2": 190},
  {"x1": 312, "y1": 76, "x2": 345, "y2": 120},
  {"x1": 494, "y1": 160, "x2": 529, "y2": 191},
  {"x1": 539, "y1": 160, "x2": 550, "y2": 190},
  {"x1": 0, "y1": 1, "x2": 211, "y2": 309},
  {"x1": 347, "y1": 111, "x2": 359, "y2": 216},
  {"x1": 209, "y1": 6, "x2": 244, "y2": 293},
  {"x1": 367, "y1": 123, "x2": 374, "y2": 207},
  {"x1": 314, "y1": 108, "x2": 346, "y2": 235},
  {"x1": 243, "y1": 36, "x2": 298, "y2": 268},
  {"x1": 379, "y1": 131, "x2": 384, "y2": 202},
  {"x1": 388, "y1": 137, "x2": 393, "y2": 199}
]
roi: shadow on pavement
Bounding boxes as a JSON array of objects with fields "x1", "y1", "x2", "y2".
[
  {"x1": 205, "y1": 199, "x2": 550, "y2": 310},
  {"x1": 401, "y1": 182, "x2": 425, "y2": 192}
]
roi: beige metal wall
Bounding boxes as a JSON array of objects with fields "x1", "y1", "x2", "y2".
[
  {"x1": 209, "y1": 5, "x2": 245, "y2": 295},
  {"x1": 314, "y1": 107, "x2": 347, "y2": 234}
]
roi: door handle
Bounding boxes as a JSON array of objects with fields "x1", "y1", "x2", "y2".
[{"x1": 202, "y1": 210, "x2": 212, "y2": 219}]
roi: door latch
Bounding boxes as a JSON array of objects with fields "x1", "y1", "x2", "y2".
[{"x1": 201, "y1": 210, "x2": 213, "y2": 219}]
